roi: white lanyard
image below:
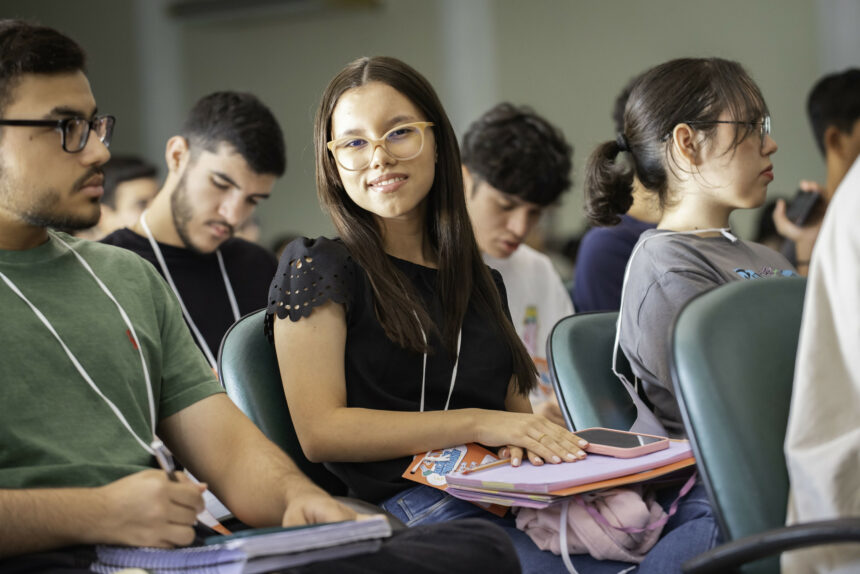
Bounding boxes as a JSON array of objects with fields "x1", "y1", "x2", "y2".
[
  {"x1": 409, "y1": 316, "x2": 463, "y2": 474},
  {"x1": 139, "y1": 211, "x2": 240, "y2": 370},
  {"x1": 0, "y1": 231, "x2": 160, "y2": 457},
  {"x1": 414, "y1": 311, "x2": 462, "y2": 412},
  {"x1": 612, "y1": 227, "x2": 738, "y2": 385}
]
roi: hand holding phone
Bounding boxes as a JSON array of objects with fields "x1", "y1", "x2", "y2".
[
  {"x1": 785, "y1": 189, "x2": 822, "y2": 226},
  {"x1": 576, "y1": 427, "x2": 669, "y2": 459}
]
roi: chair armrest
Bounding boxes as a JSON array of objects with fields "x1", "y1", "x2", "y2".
[{"x1": 683, "y1": 517, "x2": 860, "y2": 574}]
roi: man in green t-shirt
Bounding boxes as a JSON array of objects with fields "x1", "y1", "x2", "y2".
[{"x1": 0, "y1": 20, "x2": 518, "y2": 574}]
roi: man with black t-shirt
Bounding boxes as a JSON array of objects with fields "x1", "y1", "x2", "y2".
[{"x1": 103, "y1": 92, "x2": 281, "y2": 368}]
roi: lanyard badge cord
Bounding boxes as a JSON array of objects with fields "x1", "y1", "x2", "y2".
[
  {"x1": 0, "y1": 231, "x2": 162, "y2": 458},
  {"x1": 139, "y1": 211, "x2": 240, "y2": 372}
]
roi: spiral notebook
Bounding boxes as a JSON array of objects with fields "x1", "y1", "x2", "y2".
[
  {"x1": 90, "y1": 514, "x2": 391, "y2": 573},
  {"x1": 445, "y1": 440, "x2": 694, "y2": 494}
]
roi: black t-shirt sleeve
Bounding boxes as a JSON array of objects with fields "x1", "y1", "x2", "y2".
[{"x1": 264, "y1": 237, "x2": 358, "y2": 341}]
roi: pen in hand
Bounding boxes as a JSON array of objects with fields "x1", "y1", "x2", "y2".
[{"x1": 151, "y1": 438, "x2": 179, "y2": 482}]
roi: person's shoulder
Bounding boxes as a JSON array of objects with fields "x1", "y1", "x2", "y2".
[
  {"x1": 280, "y1": 236, "x2": 353, "y2": 265},
  {"x1": 512, "y1": 244, "x2": 562, "y2": 278},
  {"x1": 71, "y1": 234, "x2": 165, "y2": 285},
  {"x1": 100, "y1": 227, "x2": 147, "y2": 250},
  {"x1": 627, "y1": 229, "x2": 696, "y2": 274},
  {"x1": 220, "y1": 237, "x2": 277, "y2": 265},
  {"x1": 579, "y1": 221, "x2": 642, "y2": 255},
  {"x1": 76, "y1": 233, "x2": 151, "y2": 266}
]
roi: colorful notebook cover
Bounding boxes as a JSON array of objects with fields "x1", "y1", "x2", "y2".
[
  {"x1": 401, "y1": 443, "x2": 508, "y2": 517},
  {"x1": 446, "y1": 440, "x2": 693, "y2": 494}
]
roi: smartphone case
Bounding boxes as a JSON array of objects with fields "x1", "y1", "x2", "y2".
[{"x1": 579, "y1": 427, "x2": 670, "y2": 459}]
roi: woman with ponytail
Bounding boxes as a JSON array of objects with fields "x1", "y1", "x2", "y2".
[{"x1": 585, "y1": 57, "x2": 797, "y2": 438}]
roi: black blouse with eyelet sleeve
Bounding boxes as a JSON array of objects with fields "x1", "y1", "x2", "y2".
[{"x1": 264, "y1": 236, "x2": 514, "y2": 503}]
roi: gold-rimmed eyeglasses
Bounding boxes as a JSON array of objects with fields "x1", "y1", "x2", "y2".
[{"x1": 327, "y1": 121, "x2": 434, "y2": 171}]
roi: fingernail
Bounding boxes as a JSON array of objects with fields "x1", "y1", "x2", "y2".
[
  {"x1": 577, "y1": 450, "x2": 586, "y2": 458},
  {"x1": 552, "y1": 456, "x2": 561, "y2": 464},
  {"x1": 534, "y1": 457, "x2": 543, "y2": 465},
  {"x1": 512, "y1": 457, "x2": 520, "y2": 466},
  {"x1": 578, "y1": 439, "x2": 588, "y2": 447},
  {"x1": 566, "y1": 453, "x2": 577, "y2": 461}
]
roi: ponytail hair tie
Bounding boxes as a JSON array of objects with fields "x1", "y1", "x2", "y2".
[{"x1": 616, "y1": 132, "x2": 630, "y2": 153}]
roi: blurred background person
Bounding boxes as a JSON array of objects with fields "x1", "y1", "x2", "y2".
[
  {"x1": 772, "y1": 68, "x2": 860, "y2": 275},
  {"x1": 76, "y1": 155, "x2": 158, "y2": 240},
  {"x1": 572, "y1": 76, "x2": 661, "y2": 313},
  {"x1": 461, "y1": 102, "x2": 574, "y2": 421}
]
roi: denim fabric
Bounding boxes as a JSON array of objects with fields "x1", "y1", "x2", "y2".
[
  {"x1": 383, "y1": 485, "x2": 635, "y2": 574},
  {"x1": 636, "y1": 482, "x2": 722, "y2": 574},
  {"x1": 382, "y1": 481, "x2": 720, "y2": 574}
]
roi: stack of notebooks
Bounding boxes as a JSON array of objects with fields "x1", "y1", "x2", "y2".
[
  {"x1": 444, "y1": 440, "x2": 695, "y2": 509},
  {"x1": 89, "y1": 514, "x2": 392, "y2": 574}
]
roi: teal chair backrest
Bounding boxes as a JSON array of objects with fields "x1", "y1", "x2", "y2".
[
  {"x1": 547, "y1": 311, "x2": 637, "y2": 431},
  {"x1": 671, "y1": 277, "x2": 807, "y2": 551},
  {"x1": 218, "y1": 309, "x2": 347, "y2": 496}
]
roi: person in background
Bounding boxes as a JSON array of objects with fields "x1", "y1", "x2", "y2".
[
  {"x1": 772, "y1": 68, "x2": 860, "y2": 275},
  {"x1": 573, "y1": 75, "x2": 661, "y2": 313},
  {"x1": 783, "y1": 156, "x2": 860, "y2": 574},
  {"x1": 586, "y1": 57, "x2": 797, "y2": 438},
  {"x1": 76, "y1": 155, "x2": 158, "y2": 240},
  {"x1": 460, "y1": 102, "x2": 574, "y2": 421},
  {"x1": 235, "y1": 213, "x2": 262, "y2": 244},
  {"x1": 102, "y1": 91, "x2": 281, "y2": 370},
  {"x1": 0, "y1": 20, "x2": 519, "y2": 574}
]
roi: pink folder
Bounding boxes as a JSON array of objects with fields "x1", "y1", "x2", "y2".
[{"x1": 446, "y1": 440, "x2": 693, "y2": 494}]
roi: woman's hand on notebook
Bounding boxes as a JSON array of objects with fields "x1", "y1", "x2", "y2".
[{"x1": 473, "y1": 411, "x2": 588, "y2": 467}]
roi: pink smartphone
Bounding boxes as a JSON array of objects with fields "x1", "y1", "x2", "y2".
[{"x1": 576, "y1": 427, "x2": 669, "y2": 458}]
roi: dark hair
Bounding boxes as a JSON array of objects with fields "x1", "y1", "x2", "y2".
[
  {"x1": 807, "y1": 68, "x2": 860, "y2": 156},
  {"x1": 612, "y1": 75, "x2": 641, "y2": 136},
  {"x1": 461, "y1": 103, "x2": 572, "y2": 206},
  {"x1": 181, "y1": 91, "x2": 286, "y2": 177},
  {"x1": 314, "y1": 56, "x2": 535, "y2": 395},
  {"x1": 102, "y1": 155, "x2": 157, "y2": 208},
  {"x1": 585, "y1": 57, "x2": 768, "y2": 226},
  {"x1": 0, "y1": 20, "x2": 85, "y2": 116}
]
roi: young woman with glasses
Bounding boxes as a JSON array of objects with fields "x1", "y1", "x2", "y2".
[
  {"x1": 585, "y1": 57, "x2": 797, "y2": 439},
  {"x1": 265, "y1": 56, "x2": 722, "y2": 574}
]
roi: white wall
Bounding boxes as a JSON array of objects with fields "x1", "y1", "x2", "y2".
[{"x1": 5, "y1": 0, "x2": 855, "y2": 247}]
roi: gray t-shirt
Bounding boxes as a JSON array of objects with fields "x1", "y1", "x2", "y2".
[{"x1": 619, "y1": 229, "x2": 797, "y2": 436}]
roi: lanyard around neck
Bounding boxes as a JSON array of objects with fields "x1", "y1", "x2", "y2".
[
  {"x1": 612, "y1": 227, "x2": 738, "y2": 384},
  {"x1": 414, "y1": 311, "x2": 462, "y2": 412},
  {"x1": 139, "y1": 211, "x2": 240, "y2": 370},
  {"x1": 0, "y1": 231, "x2": 159, "y2": 456}
]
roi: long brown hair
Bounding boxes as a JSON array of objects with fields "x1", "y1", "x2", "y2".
[{"x1": 314, "y1": 56, "x2": 536, "y2": 395}]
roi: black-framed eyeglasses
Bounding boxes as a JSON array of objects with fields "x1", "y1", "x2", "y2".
[
  {"x1": 683, "y1": 115, "x2": 772, "y2": 150},
  {"x1": 0, "y1": 115, "x2": 115, "y2": 153}
]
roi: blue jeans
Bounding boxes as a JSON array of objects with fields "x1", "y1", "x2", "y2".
[{"x1": 381, "y1": 481, "x2": 720, "y2": 574}]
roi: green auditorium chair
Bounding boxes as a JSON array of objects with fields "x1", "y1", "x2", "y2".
[
  {"x1": 670, "y1": 277, "x2": 860, "y2": 573},
  {"x1": 547, "y1": 311, "x2": 639, "y2": 431},
  {"x1": 218, "y1": 308, "x2": 348, "y2": 496}
]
